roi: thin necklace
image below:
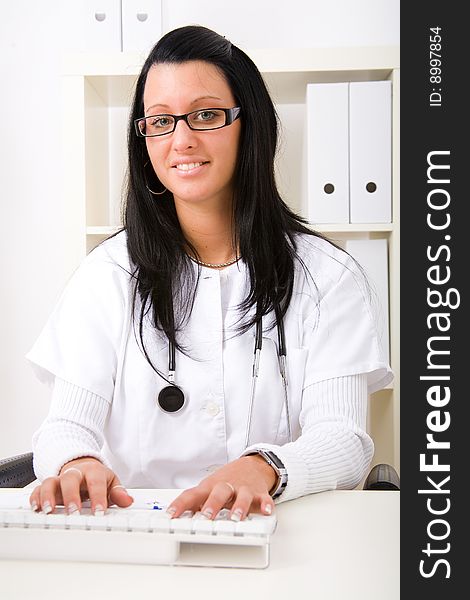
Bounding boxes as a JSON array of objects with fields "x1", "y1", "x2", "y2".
[{"x1": 189, "y1": 255, "x2": 240, "y2": 269}]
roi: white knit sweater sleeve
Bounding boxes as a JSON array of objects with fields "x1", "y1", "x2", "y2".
[
  {"x1": 242, "y1": 373, "x2": 373, "y2": 503},
  {"x1": 32, "y1": 378, "x2": 111, "y2": 481}
]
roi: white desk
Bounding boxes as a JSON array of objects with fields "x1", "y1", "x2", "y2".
[{"x1": 0, "y1": 489, "x2": 399, "y2": 600}]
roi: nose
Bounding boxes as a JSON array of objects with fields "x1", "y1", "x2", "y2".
[{"x1": 171, "y1": 118, "x2": 198, "y2": 151}]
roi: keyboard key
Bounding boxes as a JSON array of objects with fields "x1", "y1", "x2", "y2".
[
  {"x1": 169, "y1": 511, "x2": 193, "y2": 534},
  {"x1": 213, "y1": 519, "x2": 236, "y2": 536},
  {"x1": 149, "y1": 512, "x2": 171, "y2": 533},
  {"x1": 46, "y1": 513, "x2": 67, "y2": 529},
  {"x1": 192, "y1": 512, "x2": 215, "y2": 534},
  {"x1": 25, "y1": 511, "x2": 47, "y2": 528},
  {"x1": 104, "y1": 512, "x2": 129, "y2": 531},
  {"x1": 66, "y1": 513, "x2": 88, "y2": 530},
  {"x1": 235, "y1": 514, "x2": 277, "y2": 536},
  {"x1": 213, "y1": 509, "x2": 235, "y2": 536},
  {"x1": 127, "y1": 511, "x2": 151, "y2": 532},
  {"x1": 215, "y1": 508, "x2": 231, "y2": 520},
  {"x1": 85, "y1": 514, "x2": 109, "y2": 530},
  {"x1": 3, "y1": 511, "x2": 25, "y2": 527}
]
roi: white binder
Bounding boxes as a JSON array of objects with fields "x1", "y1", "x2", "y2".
[
  {"x1": 345, "y1": 238, "x2": 390, "y2": 362},
  {"x1": 122, "y1": 0, "x2": 162, "y2": 54},
  {"x1": 306, "y1": 83, "x2": 349, "y2": 224},
  {"x1": 82, "y1": 0, "x2": 122, "y2": 52},
  {"x1": 349, "y1": 81, "x2": 392, "y2": 223}
]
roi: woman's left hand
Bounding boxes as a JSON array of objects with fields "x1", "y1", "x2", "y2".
[{"x1": 166, "y1": 455, "x2": 277, "y2": 521}]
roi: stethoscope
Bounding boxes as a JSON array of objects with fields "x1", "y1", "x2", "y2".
[{"x1": 157, "y1": 307, "x2": 293, "y2": 447}]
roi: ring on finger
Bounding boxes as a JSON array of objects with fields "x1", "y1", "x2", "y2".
[
  {"x1": 108, "y1": 484, "x2": 125, "y2": 503},
  {"x1": 223, "y1": 482, "x2": 236, "y2": 501},
  {"x1": 62, "y1": 467, "x2": 83, "y2": 479}
]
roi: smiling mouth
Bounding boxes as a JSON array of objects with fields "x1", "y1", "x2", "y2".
[{"x1": 173, "y1": 162, "x2": 208, "y2": 171}]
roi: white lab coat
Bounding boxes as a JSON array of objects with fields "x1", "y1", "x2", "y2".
[{"x1": 26, "y1": 231, "x2": 392, "y2": 489}]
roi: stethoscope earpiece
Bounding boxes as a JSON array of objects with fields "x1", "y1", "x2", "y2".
[{"x1": 157, "y1": 384, "x2": 185, "y2": 413}]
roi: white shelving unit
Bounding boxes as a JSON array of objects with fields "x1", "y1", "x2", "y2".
[{"x1": 61, "y1": 46, "x2": 400, "y2": 473}]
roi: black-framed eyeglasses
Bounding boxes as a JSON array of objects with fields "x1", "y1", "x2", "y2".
[{"x1": 134, "y1": 107, "x2": 241, "y2": 137}]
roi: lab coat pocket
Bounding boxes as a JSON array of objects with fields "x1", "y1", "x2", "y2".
[
  {"x1": 246, "y1": 337, "x2": 285, "y2": 445},
  {"x1": 274, "y1": 347, "x2": 308, "y2": 444}
]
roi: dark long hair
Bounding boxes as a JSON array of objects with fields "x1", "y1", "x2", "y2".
[{"x1": 123, "y1": 25, "x2": 324, "y2": 371}]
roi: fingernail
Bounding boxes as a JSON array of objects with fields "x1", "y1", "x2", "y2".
[
  {"x1": 264, "y1": 504, "x2": 272, "y2": 515},
  {"x1": 94, "y1": 504, "x2": 105, "y2": 517},
  {"x1": 202, "y1": 508, "x2": 214, "y2": 519},
  {"x1": 43, "y1": 501, "x2": 52, "y2": 514},
  {"x1": 166, "y1": 506, "x2": 177, "y2": 517},
  {"x1": 67, "y1": 502, "x2": 80, "y2": 515},
  {"x1": 230, "y1": 508, "x2": 243, "y2": 522},
  {"x1": 30, "y1": 501, "x2": 38, "y2": 512}
]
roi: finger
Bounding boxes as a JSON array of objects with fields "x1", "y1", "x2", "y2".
[
  {"x1": 83, "y1": 468, "x2": 109, "y2": 515},
  {"x1": 238, "y1": 490, "x2": 274, "y2": 516},
  {"x1": 166, "y1": 487, "x2": 204, "y2": 518},
  {"x1": 259, "y1": 493, "x2": 275, "y2": 516},
  {"x1": 200, "y1": 481, "x2": 238, "y2": 520},
  {"x1": 38, "y1": 477, "x2": 63, "y2": 514},
  {"x1": 229, "y1": 485, "x2": 254, "y2": 522},
  {"x1": 29, "y1": 485, "x2": 42, "y2": 511},
  {"x1": 59, "y1": 467, "x2": 84, "y2": 514},
  {"x1": 108, "y1": 479, "x2": 134, "y2": 508}
]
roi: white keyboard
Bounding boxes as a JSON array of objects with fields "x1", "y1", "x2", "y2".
[{"x1": 0, "y1": 489, "x2": 277, "y2": 569}]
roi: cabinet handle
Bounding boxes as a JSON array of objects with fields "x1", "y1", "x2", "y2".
[
  {"x1": 94, "y1": 13, "x2": 106, "y2": 22},
  {"x1": 366, "y1": 182, "x2": 377, "y2": 193},
  {"x1": 137, "y1": 13, "x2": 148, "y2": 22},
  {"x1": 323, "y1": 183, "x2": 335, "y2": 194}
]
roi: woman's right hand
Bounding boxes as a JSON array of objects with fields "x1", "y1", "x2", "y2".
[{"x1": 29, "y1": 456, "x2": 134, "y2": 515}]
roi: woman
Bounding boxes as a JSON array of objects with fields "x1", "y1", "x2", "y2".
[{"x1": 27, "y1": 25, "x2": 392, "y2": 521}]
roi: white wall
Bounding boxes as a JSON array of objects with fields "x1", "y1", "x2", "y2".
[
  {"x1": 0, "y1": 0, "x2": 399, "y2": 458},
  {"x1": 0, "y1": 0, "x2": 70, "y2": 458}
]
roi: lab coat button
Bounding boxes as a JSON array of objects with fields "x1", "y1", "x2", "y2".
[{"x1": 206, "y1": 402, "x2": 220, "y2": 416}]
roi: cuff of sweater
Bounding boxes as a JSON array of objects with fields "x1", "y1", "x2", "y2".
[
  {"x1": 32, "y1": 435, "x2": 111, "y2": 481},
  {"x1": 32, "y1": 377, "x2": 112, "y2": 481},
  {"x1": 241, "y1": 442, "x2": 308, "y2": 504}
]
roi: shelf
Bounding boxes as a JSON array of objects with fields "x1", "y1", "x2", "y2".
[
  {"x1": 63, "y1": 46, "x2": 399, "y2": 76},
  {"x1": 63, "y1": 46, "x2": 399, "y2": 106},
  {"x1": 86, "y1": 224, "x2": 394, "y2": 236},
  {"x1": 80, "y1": 69, "x2": 398, "y2": 107},
  {"x1": 314, "y1": 223, "x2": 393, "y2": 233}
]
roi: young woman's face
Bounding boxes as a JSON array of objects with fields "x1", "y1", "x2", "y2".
[{"x1": 143, "y1": 61, "x2": 241, "y2": 209}]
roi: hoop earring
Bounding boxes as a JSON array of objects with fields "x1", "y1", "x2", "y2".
[
  {"x1": 146, "y1": 183, "x2": 167, "y2": 196},
  {"x1": 144, "y1": 161, "x2": 167, "y2": 195}
]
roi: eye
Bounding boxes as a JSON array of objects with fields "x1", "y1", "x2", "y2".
[
  {"x1": 150, "y1": 116, "x2": 173, "y2": 128},
  {"x1": 195, "y1": 110, "x2": 218, "y2": 121}
]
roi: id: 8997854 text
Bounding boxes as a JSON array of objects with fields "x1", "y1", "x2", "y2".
[{"x1": 429, "y1": 27, "x2": 442, "y2": 108}]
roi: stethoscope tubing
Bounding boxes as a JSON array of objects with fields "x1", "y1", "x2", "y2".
[
  {"x1": 158, "y1": 309, "x2": 292, "y2": 448},
  {"x1": 244, "y1": 319, "x2": 263, "y2": 449}
]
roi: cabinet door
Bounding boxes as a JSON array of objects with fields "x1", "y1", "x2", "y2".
[
  {"x1": 82, "y1": 0, "x2": 122, "y2": 52},
  {"x1": 121, "y1": 0, "x2": 162, "y2": 54}
]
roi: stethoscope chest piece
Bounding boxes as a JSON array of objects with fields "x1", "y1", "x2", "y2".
[{"x1": 157, "y1": 384, "x2": 185, "y2": 413}]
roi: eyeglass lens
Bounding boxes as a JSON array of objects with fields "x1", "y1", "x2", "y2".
[{"x1": 138, "y1": 109, "x2": 228, "y2": 136}]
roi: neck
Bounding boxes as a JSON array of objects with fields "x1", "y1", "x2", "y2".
[{"x1": 175, "y1": 196, "x2": 237, "y2": 265}]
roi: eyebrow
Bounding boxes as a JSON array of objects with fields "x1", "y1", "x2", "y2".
[{"x1": 145, "y1": 95, "x2": 224, "y2": 114}]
